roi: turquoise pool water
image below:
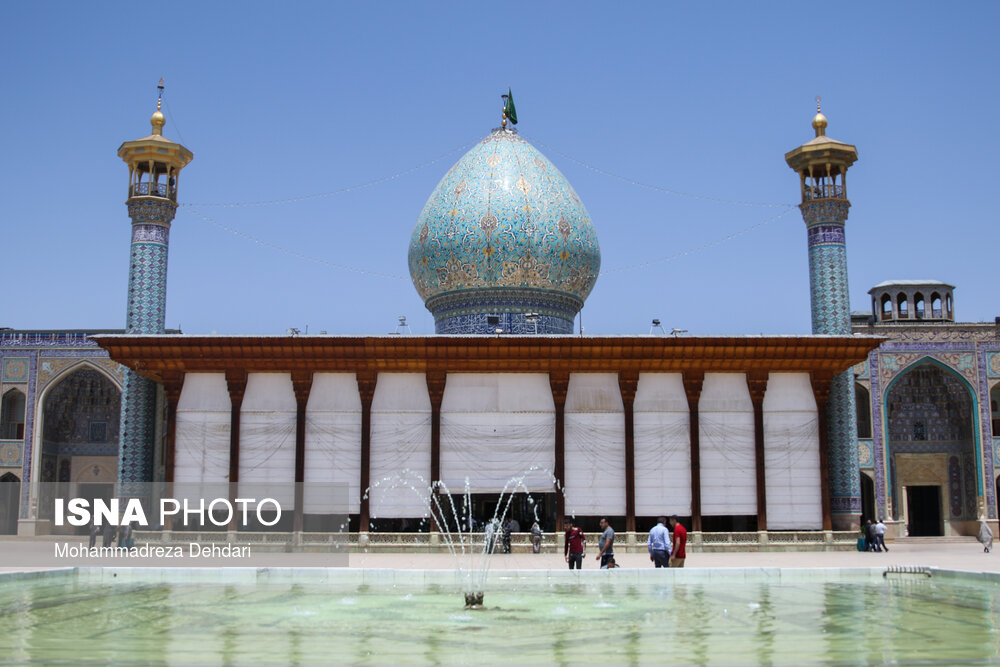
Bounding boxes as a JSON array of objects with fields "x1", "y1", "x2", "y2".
[{"x1": 1, "y1": 571, "x2": 998, "y2": 664}]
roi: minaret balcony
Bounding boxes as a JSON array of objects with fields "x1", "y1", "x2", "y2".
[
  {"x1": 129, "y1": 182, "x2": 177, "y2": 202},
  {"x1": 803, "y1": 184, "x2": 845, "y2": 201}
]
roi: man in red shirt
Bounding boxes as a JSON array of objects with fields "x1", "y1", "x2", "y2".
[
  {"x1": 564, "y1": 517, "x2": 586, "y2": 569},
  {"x1": 669, "y1": 515, "x2": 687, "y2": 568}
]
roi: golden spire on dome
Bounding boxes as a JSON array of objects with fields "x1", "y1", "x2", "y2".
[
  {"x1": 150, "y1": 78, "x2": 166, "y2": 136},
  {"x1": 811, "y1": 95, "x2": 828, "y2": 137}
]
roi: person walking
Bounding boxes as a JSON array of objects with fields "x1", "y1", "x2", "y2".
[
  {"x1": 564, "y1": 518, "x2": 586, "y2": 569},
  {"x1": 647, "y1": 516, "x2": 671, "y2": 568},
  {"x1": 863, "y1": 520, "x2": 875, "y2": 552},
  {"x1": 978, "y1": 517, "x2": 994, "y2": 553},
  {"x1": 88, "y1": 517, "x2": 99, "y2": 549},
  {"x1": 669, "y1": 516, "x2": 687, "y2": 567},
  {"x1": 595, "y1": 517, "x2": 615, "y2": 568},
  {"x1": 874, "y1": 519, "x2": 888, "y2": 552}
]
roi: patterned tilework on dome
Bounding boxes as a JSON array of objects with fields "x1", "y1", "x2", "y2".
[
  {"x1": 800, "y1": 198, "x2": 861, "y2": 516},
  {"x1": 409, "y1": 128, "x2": 600, "y2": 334}
]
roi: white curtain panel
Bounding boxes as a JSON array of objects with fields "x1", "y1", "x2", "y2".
[
  {"x1": 238, "y1": 373, "x2": 296, "y2": 508},
  {"x1": 699, "y1": 373, "x2": 757, "y2": 515},
  {"x1": 304, "y1": 373, "x2": 362, "y2": 513},
  {"x1": 440, "y1": 373, "x2": 554, "y2": 493},
  {"x1": 369, "y1": 373, "x2": 432, "y2": 518},
  {"x1": 174, "y1": 373, "x2": 231, "y2": 501},
  {"x1": 763, "y1": 373, "x2": 822, "y2": 529},
  {"x1": 634, "y1": 373, "x2": 691, "y2": 516},
  {"x1": 564, "y1": 373, "x2": 625, "y2": 515}
]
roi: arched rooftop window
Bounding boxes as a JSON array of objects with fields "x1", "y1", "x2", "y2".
[{"x1": 931, "y1": 293, "x2": 942, "y2": 318}]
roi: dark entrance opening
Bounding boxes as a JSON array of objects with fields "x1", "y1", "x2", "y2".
[
  {"x1": 465, "y1": 492, "x2": 557, "y2": 533},
  {"x1": 75, "y1": 482, "x2": 115, "y2": 536},
  {"x1": 860, "y1": 474, "x2": 876, "y2": 523},
  {"x1": 367, "y1": 493, "x2": 559, "y2": 534},
  {"x1": 906, "y1": 485, "x2": 942, "y2": 536},
  {"x1": 0, "y1": 473, "x2": 20, "y2": 535}
]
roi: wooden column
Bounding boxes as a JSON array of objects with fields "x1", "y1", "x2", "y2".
[
  {"x1": 356, "y1": 371, "x2": 377, "y2": 531},
  {"x1": 225, "y1": 369, "x2": 247, "y2": 531},
  {"x1": 291, "y1": 371, "x2": 313, "y2": 533},
  {"x1": 161, "y1": 371, "x2": 184, "y2": 484},
  {"x1": 161, "y1": 371, "x2": 184, "y2": 531},
  {"x1": 748, "y1": 371, "x2": 768, "y2": 532},
  {"x1": 550, "y1": 371, "x2": 569, "y2": 533},
  {"x1": 683, "y1": 371, "x2": 704, "y2": 532},
  {"x1": 426, "y1": 371, "x2": 446, "y2": 530},
  {"x1": 225, "y1": 369, "x2": 248, "y2": 486},
  {"x1": 618, "y1": 371, "x2": 639, "y2": 532},
  {"x1": 811, "y1": 371, "x2": 834, "y2": 531}
]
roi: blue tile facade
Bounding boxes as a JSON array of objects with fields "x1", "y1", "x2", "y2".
[
  {"x1": 859, "y1": 337, "x2": 999, "y2": 522},
  {"x1": 801, "y1": 199, "x2": 861, "y2": 516},
  {"x1": 118, "y1": 200, "x2": 174, "y2": 487}
]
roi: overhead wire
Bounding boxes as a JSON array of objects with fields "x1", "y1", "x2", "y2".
[{"x1": 178, "y1": 135, "x2": 799, "y2": 281}]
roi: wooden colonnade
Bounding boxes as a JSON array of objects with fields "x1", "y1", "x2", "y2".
[{"x1": 99, "y1": 335, "x2": 880, "y2": 533}]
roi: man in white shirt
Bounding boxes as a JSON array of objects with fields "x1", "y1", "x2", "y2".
[
  {"x1": 647, "y1": 516, "x2": 672, "y2": 568},
  {"x1": 874, "y1": 519, "x2": 888, "y2": 552}
]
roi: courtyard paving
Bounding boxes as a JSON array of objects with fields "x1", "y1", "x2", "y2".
[{"x1": 1, "y1": 536, "x2": 997, "y2": 573}]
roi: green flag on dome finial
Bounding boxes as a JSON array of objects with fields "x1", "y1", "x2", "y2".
[{"x1": 502, "y1": 88, "x2": 518, "y2": 125}]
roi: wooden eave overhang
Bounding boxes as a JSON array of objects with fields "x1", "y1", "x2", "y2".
[{"x1": 92, "y1": 335, "x2": 884, "y2": 384}]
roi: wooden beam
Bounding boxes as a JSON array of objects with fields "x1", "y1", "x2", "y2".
[
  {"x1": 92, "y1": 335, "x2": 884, "y2": 383},
  {"x1": 550, "y1": 371, "x2": 569, "y2": 533},
  {"x1": 291, "y1": 370, "x2": 313, "y2": 533},
  {"x1": 619, "y1": 371, "x2": 639, "y2": 532},
  {"x1": 748, "y1": 370, "x2": 768, "y2": 532},
  {"x1": 683, "y1": 371, "x2": 704, "y2": 532},
  {"x1": 811, "y1": 370, "x2": 834, "y2": 532},
  {"x1": 356, "y1": 371, "x2": 377, "y2": 531},
  {"x1": 224, "y1": 369, "x2": 247, "y2": 486},
  {"x1": 224, "y1": 369, "x2": 247, "y2": 531},
  {"x1": 426, "y1": 370, "x2": 446, "y2": 530},
  {"x1": 161, "y1": 371, "x2": 184, "y2": 485}
]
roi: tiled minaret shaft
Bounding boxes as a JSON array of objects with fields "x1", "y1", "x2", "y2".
[
  {"x1": 116, "y1": 83, "x2": 193, "y2": 487},
  {"x1": 785, "y1": 103, "x2": 861, "y2": 531}
]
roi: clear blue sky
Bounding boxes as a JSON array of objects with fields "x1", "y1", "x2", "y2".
[{"x1": 2, "y1": 3, "x2": 996, "y2": 335}]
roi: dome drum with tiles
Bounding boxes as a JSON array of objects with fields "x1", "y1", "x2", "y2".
[{"x1": 408, "y1": 127, "x2": 601, "y2": 334}]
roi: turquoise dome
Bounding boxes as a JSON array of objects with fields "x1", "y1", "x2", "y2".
[{"x1": 408, "y1": 128, "x2": 601, "y2": 334}]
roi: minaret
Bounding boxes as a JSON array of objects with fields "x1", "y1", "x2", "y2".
[
  {"x1": 785, "y1": 101, "x2": 860, "y2": 531},
  {"x1": 116, "y1": 81, "x2": 193, "y2": 487}
]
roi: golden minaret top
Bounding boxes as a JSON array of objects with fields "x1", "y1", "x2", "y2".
[
  {"x1": 811, "y1": 96, "x2": 828, "y2": 137},
  {"x1": 150, "y1": 78, "x2": 166, "y2": 136}
]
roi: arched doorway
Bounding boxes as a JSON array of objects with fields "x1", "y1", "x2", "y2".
[
  {"x1": 885, "y1": 362, "x2": 977, "y2": 536},
  {"x1": 38, "y1": 367, "x2": 121, "y2": 531},
  {"x1": 1, "y1": 389, "x2": 26, "y2": 439},
  {"x1": 0, "y1": 473, "x2": 19, "y2": 534},
  {"x1": 860, "y1": 472, "x2": 875, "y2": 524}
]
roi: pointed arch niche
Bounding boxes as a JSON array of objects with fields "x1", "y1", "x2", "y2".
[
  {"x1": 1, "y1": 389, "x2": 26, "y2": 440},
  {"x1": 883, "y1": 360, "x2": 981, "y2": 536},
  {"x1": 33, "y1": 364, "x2": 122, "y2": 530}
]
